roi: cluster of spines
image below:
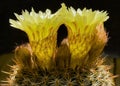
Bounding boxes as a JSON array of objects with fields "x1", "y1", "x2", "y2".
[{"x1": 2, "y1": 44, "x2": 115, "y2": 86}]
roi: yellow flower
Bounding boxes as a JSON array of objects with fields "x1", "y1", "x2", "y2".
[{"x1": 10, "y1": 3, "x2": 109, "y2": 69}]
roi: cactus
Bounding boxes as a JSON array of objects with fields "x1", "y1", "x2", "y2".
[{"x1": 2, "y1": 3, "x2": 115, "y2": 86}]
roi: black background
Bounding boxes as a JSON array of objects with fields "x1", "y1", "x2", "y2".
[{"x1": 0, "y1": 0, "x2": 120, "y2": 57}]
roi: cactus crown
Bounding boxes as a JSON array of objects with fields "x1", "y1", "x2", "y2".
[{"x1": 2, "y1": 3, "x2": 115, "y2": 86}]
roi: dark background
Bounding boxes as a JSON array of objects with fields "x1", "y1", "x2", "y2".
[{"x1": 0, "y1": 0, "x2": 120, "y2": 57}]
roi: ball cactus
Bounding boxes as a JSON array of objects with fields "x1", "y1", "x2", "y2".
[{"x1": 2, "y1": 3, "x2": 115, "y2": 86}]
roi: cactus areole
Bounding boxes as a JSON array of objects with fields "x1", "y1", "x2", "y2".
[{"x1": 4, "y1": 3, "x2": 115, "y2": 86}]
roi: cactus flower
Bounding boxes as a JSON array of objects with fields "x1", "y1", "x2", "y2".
[{"x1": 10, "y1": 3, "x2": 109, "y2": 69}]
